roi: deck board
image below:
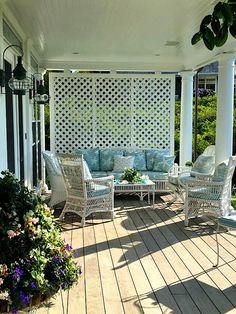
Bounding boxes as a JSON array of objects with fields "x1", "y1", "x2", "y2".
[{"x1": 37, "y1": 195, "x2": 236, "y2": 314}]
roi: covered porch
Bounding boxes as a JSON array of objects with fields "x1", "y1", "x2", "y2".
[
  {"x1": 0, "y1": 0, "x2": 235, "y2": 186},
  {"x1": 36, "y1": 195, "x2": 236, "y2": 313},
  {"x1": 0, "y1": 1, "x2": 235, "y2": 313}
]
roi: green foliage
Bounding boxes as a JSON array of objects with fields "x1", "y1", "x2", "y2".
[
  {"x1": 175, "y1": 95, "x2": 236, "y2": 163},
  {"x1": 185, "y1": 161, "x2": 193, "y2": 167},
  {"x1": 121, "y1": 168, "x2": 142, "y2": 183},
  {"x1": 192, "y1": 0, "x2": 236, "y2": 50},
  {"x1": 0, "y1": 171, "x2": 81, "y2": 312}
]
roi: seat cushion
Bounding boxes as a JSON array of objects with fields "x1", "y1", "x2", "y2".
[
  {"x1": 87, "y1": 184, "x2": 111, "y2": 198},
  {"x1": 124, "y1": 149, "x2": 146, "y2": 171},
  {"x1": 145, "y1": 149, "x2": 170, "y2": 170},
  {"x1": 107, "y1": 171, "x2": 123, "y2": 180},
  {"x1": 142, "y1": 171, "x2": 168, "y2": 181},
  {"x1": 219, "y1": 215, "x2": 236, "y2": 228},
  {"x1": 100, "y1": 149, "x2": 124, "y2": 171},
  {"x1": 113, "y1": 156, "x2": 134, "y2": 172},
  {"x1": 75, "y1": 148, "x2": 100, "y2": 171},
  {"x1": 178, "y1": 175, "x2": 197, "y2": 186},
  {"x1": 153, "y1": 155, "x2": 175, "y2": 172},
  {"x1": 190, "y1": 155, "x2": 214, "y2": 176},
  {"x1": 188, "y1": 187, "x2": 220, "y2": 200},
  {"x1": 91, "y1": 171, "x2": 108, "y2": 178}
]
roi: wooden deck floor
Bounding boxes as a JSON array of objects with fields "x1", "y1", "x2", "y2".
[{"x1": 37, "y1": 194, "x2": 236, "y2": 314}]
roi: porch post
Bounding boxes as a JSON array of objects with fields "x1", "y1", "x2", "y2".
[
  {"x1": 215, "y1": 54, "x2": 235, "y2": 164},
  {"x1": 179, "y1": 71, "x2": 195, "y2": 166}
]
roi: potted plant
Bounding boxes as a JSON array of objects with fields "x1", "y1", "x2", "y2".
[
  {"x1": 0, "y1": 171, "x2": 81, "y2": 313},
  {"x1": 121, "y1": 168, "x2": 142, "y2": 183}
]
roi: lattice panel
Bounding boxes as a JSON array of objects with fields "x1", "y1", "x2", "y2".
[
  {"x1": 133, "y1": 78, "x2": 172, "y2": 148},
  {"x1": 95, "y1": 78, "x2": 132, "y2": 147},
  {"x1": 51, "y1": 74, "x2": 174, "y2": 153},
  {"x1": 53, "y1": 77, "x2": 93, "y2": 153}
]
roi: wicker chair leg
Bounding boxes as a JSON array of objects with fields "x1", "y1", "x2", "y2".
[
  {"x1": 111, "y1": 211, "x2": 115, "y2": 220},
  {"x1": 81, "y1": 217, "x2": 86, "y2": 227},
  {"x1": 213, "y1": 223, "x2": 220, "y2": 267},
  {"x1": 59, "y1": 212, "x2": 65, "y2": 220},
  {"x1": 184, "y1": 218, "x2": 189, "y2": 227}
]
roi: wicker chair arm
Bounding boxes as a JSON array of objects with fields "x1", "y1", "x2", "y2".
[
  {"x1": 85, "y1": 175, "x2": 114, "y2": 183},
  {"x1": 171, "y1": 165, "x2": 191, "y2": 176},
  {"x1": 187, "y1": 180, "x2": 224, "y2": 188},
  {"x1": 85, "y1": 176, "x2": 114, "y2": 189}
]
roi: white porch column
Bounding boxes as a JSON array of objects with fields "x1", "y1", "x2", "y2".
[
  {"x1": 179, "y1": 71, "x2": 196, "y2": 166},
  {"x1": 215, "y1": 54, "x2": 235, "y2": 164}
]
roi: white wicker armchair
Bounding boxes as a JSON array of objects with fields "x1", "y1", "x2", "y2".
[
  {"x1": 184, "y1": 156, "x2": 236, "y2": 227},
  {"x1": 58, "y1": 154, "x2": 114, "y2": 227},
  {"x1": 42, "y1": 151, "x2": 67, "y2": 207},
  {"x1": 168, "y1": 145, "x2": 216, "y2": 203}
]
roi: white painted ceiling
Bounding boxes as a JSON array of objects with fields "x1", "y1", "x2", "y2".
[{"x1": 4, "y1": 0, "x2": 236, "y2": 71}]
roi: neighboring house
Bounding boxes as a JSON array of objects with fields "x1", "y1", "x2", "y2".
[{"x1": 198, "y1": 62, "x2": 218, "y2": 92}]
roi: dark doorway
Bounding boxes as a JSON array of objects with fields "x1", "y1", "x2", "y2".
[{"x1": 5, "y1": 60, "x2": 15, "y2": 173}]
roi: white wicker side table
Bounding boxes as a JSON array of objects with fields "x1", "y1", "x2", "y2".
[{"x1": 114, "y1": 179, "x2": 155, "y2": 208}]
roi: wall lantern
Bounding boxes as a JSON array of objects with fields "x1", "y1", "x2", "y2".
[
  {"x1": 32, "y1": 73, "x2": 49, "y2": 104},
  {"x1": 0, "y1": 44, "x2": 31, "y2": 95},
  {"x1": 34, "y1": 79, "x2": 49, "y2": 104}
]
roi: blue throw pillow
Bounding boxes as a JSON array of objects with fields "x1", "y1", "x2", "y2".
[
  {"x1": 145, "y1": 149, "x2": 170, "y2": 170},
  {"x1": 153, "y1": 155, "x2": 175, "y2": 172},
  {"x1": 212, "y1": 162, "x2": 227, "y2": 182},
  {"x1": 100, "y1": 149, "x2": 124, "y2": 171},
  {"x1": 190, "y1": 155, "x2": 214, "y2": 176},
  {"x1": 113, "y1": 156, "x2": 134, "y2": 172},
  {"x1": 74, "y1": 148, "x2": 100, "y2": 171},
  {"x1": 125, "y1": 149, "x2": 147, "y2": 171}
]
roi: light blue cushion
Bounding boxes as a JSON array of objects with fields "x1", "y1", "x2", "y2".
[
  {"x1": 43, "y1": 151, "x2": 62, "y2": 176},
  {"x1": 83, "y1": 161, "x2": 92, "y2": 180},
  {"x1": 87, "y1": 184, "x2": 111, "y2": 198},
  {"x1": 190, "y1": 155, "x2": 214, "y2": 176},
  {"x1": 212, "y1": 162, "x2": 227, "y2": 182},
  {"x1": 91, "y1": 171, "x2": 108, "y2": 178},
  {"x1": 75, "y1": 148, "x2": 100, "y2": 171},
  {"x1": 219, "y1": 215, "x2": 236, "y2": 228},
  {"x1": 113, "y1": 156, "x2": 134, "y2": 172},
  {"x1": 125, "y1": 149, "x2": 146, "y2": 171},
  {"x1": 188, "y1": 187, "x2": 220, "y2": 200},
  {"x1": 145, "y1": 149, "x2": 170, "y2": 170},
  {"x1": 107, "y1": 171, "x2": 123, "y2": 180},
  {"x1": 153, "y1": 155, "x2": 175, "y2": 172},
  {"x1": 142, "y1": 171, "x2": 168, "y2": 180},
  {"x1": 100, "y1": 149, "x2": 124, "y2": 171},
  {"x1": 178, "y1": 175, "x2": 197, "y2": 186}
]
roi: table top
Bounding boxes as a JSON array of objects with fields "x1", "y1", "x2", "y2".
[{"x1": 114, "y1": 179, "x2": 155, "y2": 187}]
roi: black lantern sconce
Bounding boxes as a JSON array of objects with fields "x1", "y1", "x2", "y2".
[
  {"x1": 32, "y1": 74, "x2": 49, "y2": 104},
  {"x1": 0, "y1": 44, "x2": 32, "y2": 95},
  {"x1": 34, "y1": 80, "x2": 49, "y2": 104}
]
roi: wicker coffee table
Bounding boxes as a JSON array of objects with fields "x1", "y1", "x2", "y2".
[{"x1": 114, "y1": 179, "x2": 155, "y2": 208}]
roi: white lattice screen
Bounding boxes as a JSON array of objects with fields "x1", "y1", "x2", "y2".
[{"x1": 49, "y1": 73, "x2": 175, "y2": 153}]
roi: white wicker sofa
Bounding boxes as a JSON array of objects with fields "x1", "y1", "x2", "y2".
[
  {"x1": 74, "y1": 147, "x2": 175, "y2": 192},
  {"x1": 43, "y1": 148, "x2": 175, "y2": 207}
]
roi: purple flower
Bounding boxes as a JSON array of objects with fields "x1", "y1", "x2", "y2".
[
  {"x1": 19, "y1": 291, "x2": 30, "y2": 305},
  {"x1": 12, "y1": 267, "x2": 24, "y2": 280},
  {"x1": 54, "y1": 256, "x2": 60, "y2": 263},
  {"x1": 61, "y1": 282, "x2": 66, "y2": 289},
  {"x1": 31, "y1": 281, "x2": 37, "y2": 289},
  {"x1": 57, "y1": 267, "x2": 63, "y2": 276},
  {"x1": 12, "y1": 307, "x2": 20, "y2": 314},
  {"x1": 66, "y1": 244, "x2": 72, "y2": 251}
]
